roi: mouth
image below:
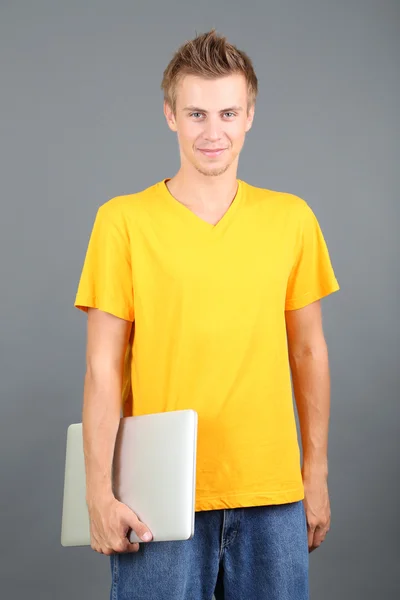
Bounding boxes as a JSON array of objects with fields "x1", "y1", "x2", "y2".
[{"x1": 197, "y1": 148, "x2": 227, "y2": 158}]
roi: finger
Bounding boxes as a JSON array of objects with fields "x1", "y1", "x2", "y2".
[
  {"x1": 124, "y1": 530, "x2": 142, "y2": 551},
  {"x1": 108, "y1": 532, "x2": 140, "y2": 554},
  {"x1": 95, "y1": 545, "x2": 114, "y2": 556},
  {"x1": 118, "y1": 536, "x2": 141, "y2": 553},
  {"x1": 313, "y1": 527, "x2": 327, "y2": 547},
  {"x1": 122, "y1": 528, "x2": 141, "y2": 552},
  {"x1": 307, "y1": 527, "x2": 315, "y2": 552},
  {"x1": 309, "y1": 527, "x2": 327, "y2": 552},
  {"x1": 110, "y1": 539, "x2": 131, "y2": 554},
  {"x1": 90, "y1": 532, "x2": 102, "y2": 553},
  {"x1": 128, "y1": 516, "x2": 153, "y2": 543}
]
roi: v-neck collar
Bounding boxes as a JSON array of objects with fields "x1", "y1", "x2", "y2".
[{"x1": 156, "y1": 177, "x2": 245, "y2": 235}]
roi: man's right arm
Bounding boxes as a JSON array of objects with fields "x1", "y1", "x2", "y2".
[
  {"x1": 83, "y1": 307, "x2": 130, "y2": 505},
  {"x1": 82, "y1": 307, "x2": 152, "y2": 554}
]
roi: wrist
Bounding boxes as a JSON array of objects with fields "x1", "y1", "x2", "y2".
[
  {"x1": 302, "y1": 460, "x2": 328, "y2": 480},
  {"x1": 86, "y1": 487, "x2": 115, "y2": 510}
]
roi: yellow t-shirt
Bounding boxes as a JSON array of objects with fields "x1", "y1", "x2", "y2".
[{"x1": 74, "y1": 178, "x2": 340, "y2": 511}]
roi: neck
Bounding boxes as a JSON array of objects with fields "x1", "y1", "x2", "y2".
[{"x1": 167, "y1": 164, "x2": 239, "y2": 211}]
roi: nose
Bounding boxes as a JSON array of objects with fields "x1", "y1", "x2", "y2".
[{"x1": 203, "y1": 116, "x2": 222, "y2": 142}]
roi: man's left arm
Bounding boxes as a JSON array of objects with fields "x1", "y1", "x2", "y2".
[{"x1": 285, "y1": 299, "x2": 331, "y2": 552}]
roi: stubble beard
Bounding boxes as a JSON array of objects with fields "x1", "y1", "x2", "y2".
[
  {"x1": 194, "y1": 162, "x2": 232, "y2": 177},
  {"x1": 194, "y1": 149, "x2": 238, "y2": 178}
]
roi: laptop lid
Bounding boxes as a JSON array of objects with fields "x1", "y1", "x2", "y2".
[{"x1": 61, "y1": 409, "x2": 198, "y2": 547}]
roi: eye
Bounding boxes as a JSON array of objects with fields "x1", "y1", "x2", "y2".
[
  {"x1": 224, "y1": 112, "x2": 236, "y2": 118},
  {"x1": 190, "y1": 112, "x2": 203, "y2": 119}
]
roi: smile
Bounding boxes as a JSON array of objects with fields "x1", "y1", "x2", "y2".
[{"x1": 198, "y1": 148, "x2": 226, "y2": 158}]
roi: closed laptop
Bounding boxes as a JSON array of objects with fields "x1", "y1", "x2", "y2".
[{"x1": 61, "y1": 409, "x2": 198, "y2": 546}]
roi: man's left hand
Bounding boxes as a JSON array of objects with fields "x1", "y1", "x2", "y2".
[{"x1": 302, "y1": 474, "x2": 331, "y2": 552}]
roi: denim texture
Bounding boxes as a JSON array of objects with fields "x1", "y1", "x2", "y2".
[{"x1": 110, "y1": 500, "x2": 309, "y2": 600}]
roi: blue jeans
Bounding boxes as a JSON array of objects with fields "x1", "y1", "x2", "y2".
[{"x1": 110, "y1": 500, "x2": 309, "y2": 600}]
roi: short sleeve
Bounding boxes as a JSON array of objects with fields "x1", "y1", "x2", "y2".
[
  {"x1": 74, "y1": 204, "x2": 135, "y2": 321},
  {"x1": 285, "y1": 203, "x2": 340, "y2": 311}
]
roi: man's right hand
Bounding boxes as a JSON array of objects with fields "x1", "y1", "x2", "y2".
[{"x1": 87, "y1": 496, "x2": 153, "y2": 555}]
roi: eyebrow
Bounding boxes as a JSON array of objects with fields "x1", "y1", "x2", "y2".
[{"x1": 183, "y1": 105, "x2": 244, "y2": 113}]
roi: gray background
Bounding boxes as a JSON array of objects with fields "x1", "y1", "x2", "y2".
[{"x1": 0, "y1": 0, "x2": 398, "y2": 598}]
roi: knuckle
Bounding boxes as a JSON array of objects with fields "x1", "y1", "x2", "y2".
[{"x1": 114, "y1": 541, "x2": 127, "y2": 553}]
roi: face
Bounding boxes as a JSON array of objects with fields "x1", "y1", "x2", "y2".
[{"x1": 164, "y1": 73, "x2": 255, "y2": 177}]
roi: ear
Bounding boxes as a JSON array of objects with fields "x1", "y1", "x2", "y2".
[
  {"x1": 244, "y1": 104, "x2": 255, "y2": 133},
  {"x1": 164, "y1": 101, "x2": 178, "y2": 132}
]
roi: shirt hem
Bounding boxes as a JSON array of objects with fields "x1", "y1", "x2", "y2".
[
  {"x1": 195, "y1": 487, "x2": 305, "y2": 512},
  {"x1": 285, "y1": 280, "x2": 340, "y2": 311},
  {"x1": 74, "y1": 296, "x2": 134, "y2": 322}
]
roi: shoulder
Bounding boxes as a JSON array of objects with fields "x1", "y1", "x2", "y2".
[
  {"x1": 96, "y1": 180, "x2": 162, "y2": 221},
  {"x1": 242, "y1": 180, "x2": 311, "y2": 218}
]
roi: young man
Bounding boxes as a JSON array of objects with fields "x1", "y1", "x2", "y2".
[{"x1": 74, "y1": 30, "x2": 340, "y2": 600}]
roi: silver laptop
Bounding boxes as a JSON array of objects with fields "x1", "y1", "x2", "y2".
[{"x1": 61, "y1": 409, "x2": 198, "y2": 547}]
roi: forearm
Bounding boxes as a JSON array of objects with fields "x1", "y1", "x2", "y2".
[
  {"x1": 82, "y1": 368, "x2": 122, "y2": 506},
  {"x1": 289, "y1": 344, "x2": 331, "y2": 478}
]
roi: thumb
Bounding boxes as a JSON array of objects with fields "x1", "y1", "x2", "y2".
[{"x1": 123, "y1": 506, "x2": 153, "y2": 542}]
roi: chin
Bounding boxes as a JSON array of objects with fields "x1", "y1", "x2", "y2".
[
  {"x1": 195, "y1": 163, "x2": 231, "y2": 177},
  {"x1": 192, "y1": 154, "x2": 234, "y2": 177}
]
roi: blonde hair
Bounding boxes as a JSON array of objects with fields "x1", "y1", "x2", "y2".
[{"x1": 161, "y1": 29, "x2": 258, "y2": 116}]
